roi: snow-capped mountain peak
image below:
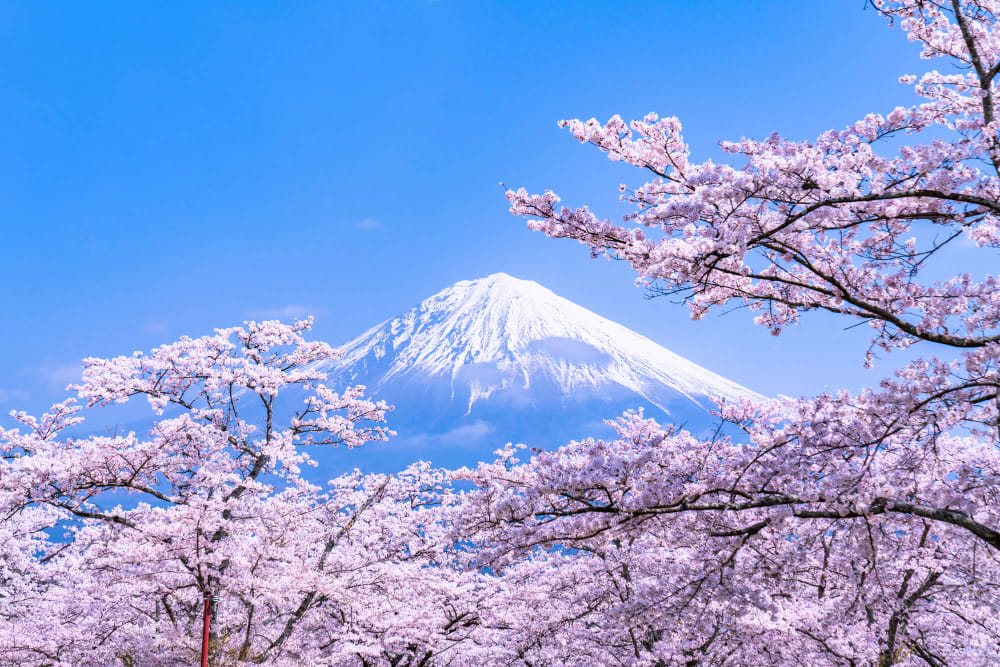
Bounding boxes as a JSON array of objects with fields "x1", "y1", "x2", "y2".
[{"x1": 320, "y1": 273, "x2": 759, "y2": 418}]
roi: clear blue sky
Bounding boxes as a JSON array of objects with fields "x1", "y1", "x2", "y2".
[{"x1": 0, "y1": 1, "x2": 937, "y2": 419}]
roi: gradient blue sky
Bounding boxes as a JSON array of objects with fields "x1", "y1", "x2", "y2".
[{"x1": 0, "y1": 1, "x2": 947, "y2": 419}]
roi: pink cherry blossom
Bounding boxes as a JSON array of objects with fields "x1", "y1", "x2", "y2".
[{"x1": 492, "y1": 1, "x2": 1000, "y2": 663}]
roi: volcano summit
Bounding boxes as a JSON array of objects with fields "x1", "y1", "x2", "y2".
[{"x1": 316, "y1": 273, "x2": 760, "y2": 467}]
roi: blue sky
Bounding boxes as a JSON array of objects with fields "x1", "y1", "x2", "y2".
[{"x1": 0, "y1": 1, "x2": 943, "y2": 419}]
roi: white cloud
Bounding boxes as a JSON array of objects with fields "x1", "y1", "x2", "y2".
[
  {"x1": 142, "y1": 321, "x2": 169, "y2": 335},
  {"x1": 439, "y1": 420, "x2": 494, "y2": 444},
  {"x1": 356, "y1": 217, "x2": 382, "y2": 230},
  {"x1": 245, "y1": 305, "x2": 328, "y2": 320},
  {"x1": 35, "y1": 362, "x2": 84, "y2": 392},
  {"x1": 957, "y1": 230, "x2": 984, "y2": 248},
  {"x1": 398, "y1": 420, "x2": 495, "y2": 449},
  {"x1": 0, "y1": 388, "x2": 29, "y2": 403}
]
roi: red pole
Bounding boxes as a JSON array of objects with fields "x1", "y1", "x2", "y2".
[{"x1": 201, "y1": 591, "x2": 211, "y2": 667}]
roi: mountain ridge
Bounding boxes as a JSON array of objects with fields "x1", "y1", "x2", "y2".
[{"x1": 316, "y1": 273, "x2": 760, "y2": 430}]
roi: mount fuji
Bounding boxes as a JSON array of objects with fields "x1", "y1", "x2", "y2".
[{"x1": 319, "y1": 273, "x2": 761, "y2": 471}]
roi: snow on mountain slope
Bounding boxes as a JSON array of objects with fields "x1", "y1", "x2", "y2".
[{"x1": 317, "y1": 273, "x2": 760, "y2": 425}]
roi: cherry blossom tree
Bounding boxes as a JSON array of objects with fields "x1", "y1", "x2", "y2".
[
  {"x1": 487, "y1": 1, "x2": 1000, "y2": 663},
  {"x1": 0, "y1": 320, "x2": 486, "y2": 666},
  {"x1": 10, "y1": 2, "x2": 1000, "y2": 665}
]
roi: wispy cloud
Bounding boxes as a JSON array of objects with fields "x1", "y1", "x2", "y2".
[
  {"x1": 439, "y1": 420, "x2": 494, "y2": 444},
  {"x1": 957, "y1": 230, "x2": 982, "y2": 248},
  {"x1": 356, "y1": 217, "x2": 382, "y2": 230},
  {"x1": 245, "y1": 305, "x2": 328, "y2": 321},
  {"x1": 0, "y1": 388, "x2": 29, "y2": 403},
  {"x1": 398, "y1": 420, "x2": 494, "y2": 449},
  {"x1": 142, "y1": 320, "x2": 169, "y2": 335},
  {"x1": 35, "y1": 361, "x2": 84, "y2": 392}
]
